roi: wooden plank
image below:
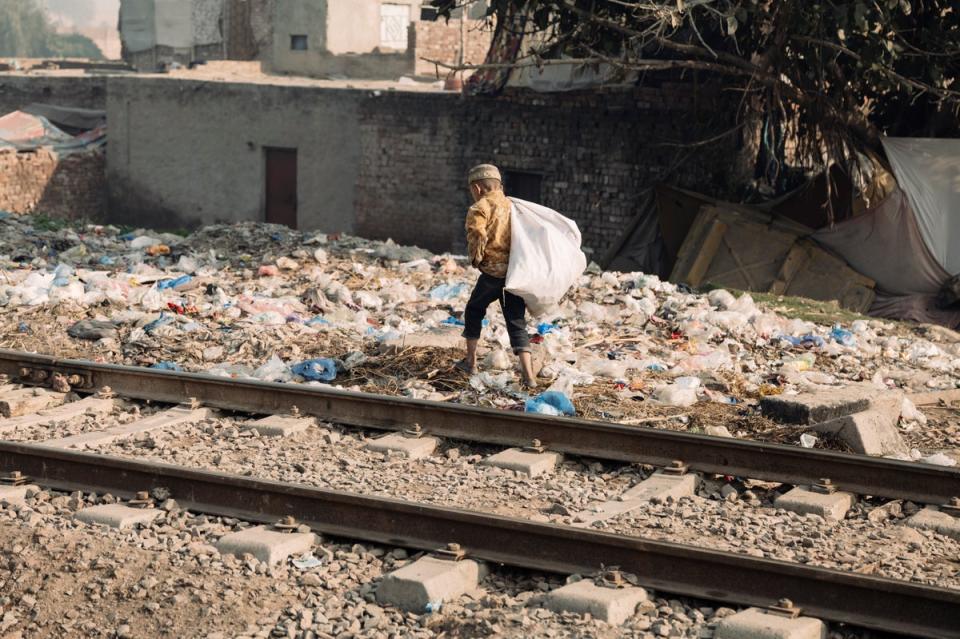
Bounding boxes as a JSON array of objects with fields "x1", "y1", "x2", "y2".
[
  {"x1": 0, "y1": 389, "x2": 65, "y2": 418},
  {"x1": 685, "y1": 219, "x2": 728, "y2": 287},
  {"x1": 778, "y1": 241, "x2": 875, "y2": 313},
  {"x1": 42, "y1": 406, "x2": 214, "y2": 449},
  {"x1": 668, "y1": 207, "x2": 716, "y2": 283},
  {"x1": 0, "y1": 396, "x2": 116, "y2": 433}
]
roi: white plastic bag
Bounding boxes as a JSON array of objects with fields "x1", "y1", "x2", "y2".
[{"x1": 505, "y1": 198, "x2": 587, "y2": 317}]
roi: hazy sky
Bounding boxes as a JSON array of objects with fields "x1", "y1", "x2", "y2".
[
  {"x1": 39, "y1": 0, "x2": 122, "y2": 58},
  {"x1": 41, "y1": 0, "x2": 120, "y2": 27}
]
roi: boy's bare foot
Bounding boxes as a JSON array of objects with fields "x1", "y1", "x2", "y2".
[
  {"x1": 454, "y1": 359, "x2": 475, "y2": 375},
  {"x1": 520, "y1": 377, "x2": 538, "y2": 390}
]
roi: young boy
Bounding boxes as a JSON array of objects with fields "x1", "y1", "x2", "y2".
[{"x1": 455, "y1": 164, "x2": 537, "y2": 387}]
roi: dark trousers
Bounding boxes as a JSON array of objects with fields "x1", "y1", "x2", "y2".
[{"x1": 463, "y1": 273, "x2": 530, "y2": 353}]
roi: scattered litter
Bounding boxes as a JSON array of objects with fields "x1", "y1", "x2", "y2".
[
  {"x1": 525, "y1": 391, "x2": 576, "y2": 417},
  {"x1": 150, "y1": 361, "x2": 183, "y2": 371},
  {"x1": 429, "y1": 283, "x2": 468, "y2": 300},
  {"x1": 67, "y1": 319, "x2": 117, "y2": 341},
  {"x1": 799, "y1": 433, "x2": 818, "y2": 448},
  {"x1": 291, "y1": 358, "x2": 338, "y2": 382},
  {"x1": 291, "y1": 553, "x2": 324, "y2": 570}
]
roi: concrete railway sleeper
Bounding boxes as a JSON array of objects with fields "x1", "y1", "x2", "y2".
[
  {"x1": 0, "y1": 441, "x2": 958, "y2": 638},
  {"x1": 1, "y1": 349, "x2": 959, "y2": 505}
]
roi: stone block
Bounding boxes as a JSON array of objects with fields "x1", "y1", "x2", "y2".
[
  {"x1": 906, "y1": 507, "x2": 960, "y2": 541},
  {"x1": 573, "y1": 471, "x2": 698, "y2": 527},
  {"x1": 0, "y1": 484, "x2": 40, "y2": 505},
  {"x1": 0, "y1": 388, "x2": 65, "y2": 418},
  {"x1": 377, "y1": 556, "x2": 483, "y2": 612},
  {"x1": 75, "y1": 504, "x2": 161, "y2": 529},
  {"x1": 245, "y1": 415, "x2": 314, "y2": 437},
  {"x1": 774, "y1": 487, "x2": 855, "y2": 521},
  {"x1": 366, "y1": 433, "x2": 438, "y2": 459},
  {"x1": 215, "y1": 526, "x2": 317, "y2": 565},
  {"x1": 760, "y1": 385, "x2": 886, "y2": 424},
  {"x1": 0, "y1": 396, "x2": 115, "y2": 433},
  {"x1": 482, "y1": 448, "x2": 562, "y2": 477},
  {"x1": 716, "y1": 607, "x2": 826, "y2": 639},
  {"x1": 379, "y1": 329, "x2": 462, "y2": 354},
  {"x1": 45, "y1": 406, "x2": 213, "y2": 449},
  {"x1": 810, "y1": 409, "x2": 907, "y2": 456},
  {"x1": 580, "y1": 472, "x2": 698, "y2": 524},
  {"x1": 545, "y1": 580, "x2": 648, "y2": 625}
]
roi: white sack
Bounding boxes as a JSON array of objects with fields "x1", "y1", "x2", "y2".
[{"x1": 505, "y1": 198, "x2": 587, "y2": 317}]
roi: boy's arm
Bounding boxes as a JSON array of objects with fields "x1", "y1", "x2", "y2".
[{"x1": 465, "y1": 202, "x2": 489, "y2": 268}]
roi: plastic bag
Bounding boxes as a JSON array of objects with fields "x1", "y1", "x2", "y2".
[
  {"x1": 429, "y1": 283, "x2": 468, "y2": 301},
  {"x1": 653, "y1": 382, "x2": 698, "y2": 407},
  {"x1": 525, "y1": 391, "x2": 577, "y2": 416},
  {"x1": 505, "y1": 198, "x2": 587, "y2": 317},
  {"x1": 830, "y1": 325, "x2": 856, "y2": 347},
  {"x1": 253, "y1": 355, "x2": 293, "y2": 383},
  {"x1": 151, "y1": 361, "x2": 183, "y2": 371},
  {"x1": 291, "y1": 358, "x2": 337, "y2": 382},
  {"x1": 67, "y1": 319, "x2": 117, "y2": 341},
  {"x1": 157, "y1": 275, "x2": 192, "y2": 291}
]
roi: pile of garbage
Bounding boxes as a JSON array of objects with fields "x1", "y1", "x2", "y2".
[{"x1": 0, "y1": 214, "x2": 958, "y2": 457}]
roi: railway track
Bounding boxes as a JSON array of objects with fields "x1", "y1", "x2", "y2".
[{"x1": 0, "y1": 349, "x2": 958, "y2": 638}]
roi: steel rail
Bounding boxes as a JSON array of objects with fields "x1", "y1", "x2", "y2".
[
  {"x1": 1, "y1": 349, "x2": 958, "y2": 504},
  {"x1": 0, "y1": 441, "x2": 956, "y2": 638}
]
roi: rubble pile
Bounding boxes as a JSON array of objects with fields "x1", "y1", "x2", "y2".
[{"x1": 0, "y1": 214, "x2": 957, "y2": 459}]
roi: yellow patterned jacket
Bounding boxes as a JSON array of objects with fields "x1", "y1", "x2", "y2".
[{"x1": 465, "y1": 190, "x2": 512, "y2": 278}]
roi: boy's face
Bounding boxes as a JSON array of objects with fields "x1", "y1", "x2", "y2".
[{"x1": 468, "y1": 182, "x2": 482, "y2": 203}]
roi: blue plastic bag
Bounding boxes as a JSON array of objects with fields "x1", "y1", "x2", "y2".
[
  {"x1": 291, "y1": 358, "x2": 337, "y2": 382},
  {"x1": 830, "y1": 326, "x2": 856, "y2": 347},
  {"x1": 536, "y1": 322, "x2": 558, "y2": 336},
  {"x1": 150, "y1": 361, "x2": 182, "y2": 371},
  {"x1": 143, "y1": 313, "x2": 175, "y2": 334},
  {"x1": 525, "y1": 391, "x2": 576, "y2": 417},
  {"x1": 429, "y1": 283, "x2": 468, "y2": 301},
  {"x1": 157, "y1": 275, "x2": 192, "y2": 290}
]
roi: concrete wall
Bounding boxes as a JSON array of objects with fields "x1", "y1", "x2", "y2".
[
  {"x1": 106, "y1": 76, "x2": 361, "y2": 233},
  {"x1": 267, "y1": 0, "x2": 422, "y2": 79},
  {"x1": 0, "y1": 74, "x2": 108, "y2": 116}
]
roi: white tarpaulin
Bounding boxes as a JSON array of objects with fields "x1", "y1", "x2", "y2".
[{"x1": 882, "y1": 137, "x2": 960, "y2": 275}]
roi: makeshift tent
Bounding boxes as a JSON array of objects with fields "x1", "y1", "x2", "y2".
[
  {"x1": 881, "y1": 138, "x2": 960, "y2": 276},
  {"x1": 812, "y1": 139, "x2": 960, "y2": 328},
  {"x1": 0, "y1": 110, "x2": 106, "y2": 155}
]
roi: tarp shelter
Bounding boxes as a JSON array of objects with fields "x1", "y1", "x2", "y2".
[
  {"x1": 0, "y1": 110, "x2": 106, "y2": 155},
  {"x1": 812, "y1": 138, "x2": 960, "y2": 327}
]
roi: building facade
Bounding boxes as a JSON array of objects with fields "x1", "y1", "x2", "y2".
[
  {"x1": 119, "y1": 0, "x2": 274, "y2": 70},
  {"x1": 267, "y1": 0, "x2": 491, "y2": 80},
  {"x1": 104, "y1": 74, "x2": 747, "y2": 256}
]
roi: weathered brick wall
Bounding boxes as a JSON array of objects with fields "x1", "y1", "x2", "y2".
[
  {"x1": 412, "y1": 20, "x2": 492, "y2": 78},
  {"x1": 0, "y1": 148, "x2": 106, "y2": 220},
  {"x1": 0, "y1": 75, "x2": 107, "y2": 118},
  {"x1": 356, "y1": 82, "x2": 744, "y2": 256}
]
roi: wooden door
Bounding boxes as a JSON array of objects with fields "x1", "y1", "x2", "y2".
[{"x1": 265, "y1": 148, "x2": 298, "y2": 229}]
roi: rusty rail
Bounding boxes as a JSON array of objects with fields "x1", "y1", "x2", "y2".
[
  {"x1": 0, "y1": 442, "x2": 955, "y2": 638},
  {"x1": 1, "y1": 349, "x2": 959, "y2": 505}
]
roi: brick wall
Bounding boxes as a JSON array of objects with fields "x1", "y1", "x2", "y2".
[
  {"x1": 412, "y1": 19, "x2": 492, "y2": 78},
  {"x1": 356, "y1": 82, "x2": 744, "y2": 256},
  {"x1": 0, "y1": 148, "x2": 106, "y2": 220}
]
